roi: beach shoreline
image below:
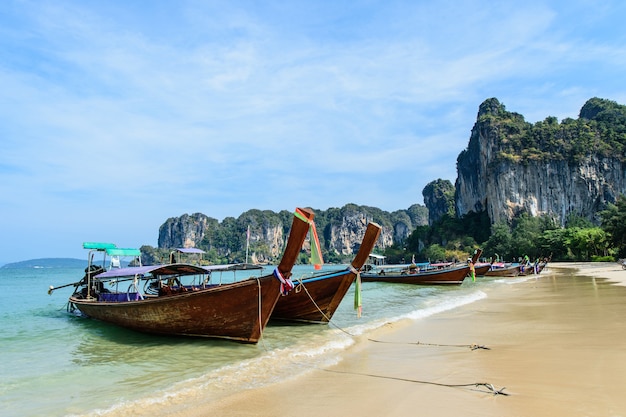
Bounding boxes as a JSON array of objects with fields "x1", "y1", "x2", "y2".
[{"x1": 156, "y1": 262, "x2": 626, "y2": 417}]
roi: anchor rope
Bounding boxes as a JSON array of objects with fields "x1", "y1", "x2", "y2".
[
  {"x1": 291, "y1": 269, "x2": 357, "y2": 324},
  {"x1": 318, "y1": 368, "x2": 508, "y2": 395},
  {"x1": 257, "y1": 271, "x2": 505, "y2": 396},
  {"x1": 293, "y1": 272, "x2": 490, "y2": 350},
  {"x1": 290, "y1": 271, "x2": 491, "y2": 351},
  {"x1": 280, "y1": 351, "x2": 508, "y2": 396},
  {"x1": 256, "y1": 277, "x2": 271, "y2": 350},
  {"x1": 367, "y1": 338, "x2": 490, "y2": 350}
]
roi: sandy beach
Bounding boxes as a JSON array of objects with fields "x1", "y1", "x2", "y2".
[{"x1": 169, "y1": 262, "x2": 626, "y2": 417}]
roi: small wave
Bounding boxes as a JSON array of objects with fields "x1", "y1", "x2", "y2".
[
  {"x1": 495, "y1": 275, "x2": 537, "y2": 285},
  {"x1": 77, "y1": 332, "x2": 354, "y2": 416},
  {"x1": 70, "y1": 288, "x2": 489, "y2": 417},
  {"x1": 406, "y1": 289, "x2": 487, "y2": 319}
]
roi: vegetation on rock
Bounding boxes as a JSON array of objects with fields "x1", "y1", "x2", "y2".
[
  {"x1": 143, "y1": 97, "x2": 626, "y2": 265},
  {"x1": 144, "y1": 204, "x2": 428, "y2": 265},
  {"x1": 476, "y1": 97, "x2": 626, "y2": 164}
]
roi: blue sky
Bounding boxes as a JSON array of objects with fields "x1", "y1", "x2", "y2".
[{"x1": 1, "y1": 0, "x2": 625, "y2": 263}]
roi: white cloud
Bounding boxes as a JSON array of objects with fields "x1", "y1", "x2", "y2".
[{"x1": 1, "y1": 0, "x2": 625, "y2": 261}]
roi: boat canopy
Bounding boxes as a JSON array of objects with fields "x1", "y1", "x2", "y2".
[
  {"x1": 175, "y1": 248, "x2": 205, "y2": 254},
  {"x1": 203, "y1": 263, "x2": 263, "y2": 272},
  {"x1": 106, "y1": 248, "x2": 141, "y2": 257},
  {"x1": 367, "y1": 253, "x2": 386, "y2": 266},
  {"x1": 95, "y1": 263, "x2": 208, "y2": 279},
  {"x1": 83, "y1": 242, "x2": 117, "y2": 251},
  {"x1": 169, "y1": 247, "x2": 205, "y2": 264}
]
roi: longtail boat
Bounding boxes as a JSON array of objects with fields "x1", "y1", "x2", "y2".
[
  {"x1": 484, "y1": 263, "x2": 521, "y2": 277},
  {"x1": 519, "y1": 261, "x2": 547, "y2": 276},
  {"x1": 361, "y1": 263, "x2": 469, "y2": 285},
  {"x1": 271, "y1": 222, "x2": 382, "y2": 323},
  {"x1": 360, "y1": 248, "x2": 486, "y2": 286},
  {"x1": 474, "y1": 263, "x2": 492, "y2": 276},
  {"x1": 50, "y1": 208, "x2": 313, "y2": 343}
]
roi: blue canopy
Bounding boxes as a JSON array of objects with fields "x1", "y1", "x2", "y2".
[
  {"x1": 95, "y1": 263, "x2": 263, "y2": 279},
  {"x1": 175, "y1": 248, "x2": 205, "y2": 254},
  {"x1": 95, "y1": 263, "x2": 208, "y2": 279}
]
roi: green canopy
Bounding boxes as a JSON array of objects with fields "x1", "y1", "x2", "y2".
[
  {"x1": 83, "y1": 242, "x2": 117, "y2": 250},
  {"x1": 106, "y1": 248, "x2": 141, "y2": 257}
]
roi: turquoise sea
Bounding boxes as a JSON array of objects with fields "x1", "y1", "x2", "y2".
[{"x1": 0, "y1": 263, "x2": 538, "y2": 416}]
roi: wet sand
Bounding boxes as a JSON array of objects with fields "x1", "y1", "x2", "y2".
[{"x1": 179, "y1": 262, "x2": 626, "y2": 417}]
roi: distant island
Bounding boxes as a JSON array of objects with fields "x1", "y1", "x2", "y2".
[{"x1": 1, "y1": 258, "x2": 85, "y2": 269}]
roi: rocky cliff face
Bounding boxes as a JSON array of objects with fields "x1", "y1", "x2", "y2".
[
  {"x1": 158, "y1": 213, "x2": 217, "y2": 249},
  {"x1": 324, "y1": 210, "x2": 396, "y2": 255},
  {"x1": 455, "y1": 98, "x2": 626, "y2": 226},
  {"x1": 159, "y1": 211, "x2": 286, "y2": 263},
  {"x1": 157, "y1": 204, "x2": 427, "y2": 262},
  {"x1": 422, "y1": 179, "x2": 455, "y2": 225}
]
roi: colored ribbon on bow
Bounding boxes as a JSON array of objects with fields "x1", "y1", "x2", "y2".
[
  {"x1": 273, "y1": 268, "x2": 294, "y2": 295},
  {"x1": 350, "y1": 265, "x2": 362, "y2": 318},
  {"x1": 293, "y1": 208, "x2": 324, "y2": 270}
]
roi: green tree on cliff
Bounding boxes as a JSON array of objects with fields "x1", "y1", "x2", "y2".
[{"x1": 600, "y1": 195, "x2": 626, "y2": 257}]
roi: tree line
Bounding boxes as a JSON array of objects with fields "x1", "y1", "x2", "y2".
[{"x1": 386, "y1": 195, "x2": 626, "y2": 264}]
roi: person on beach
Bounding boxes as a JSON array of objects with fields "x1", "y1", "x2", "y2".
[{"x1": 467, "y1": 257, "x2": 475, "y2": 282}]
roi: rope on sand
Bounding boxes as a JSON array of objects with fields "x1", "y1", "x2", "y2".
[
  {"x1": 283, "y1": 278, "x2": 504, "y2": 395},
  {"x1": 292, "y1": 276, "x2": 490, "y2": 351},
  {"x1": 367, "y1": 338, "x2": 490, "y2": 350},
  {"x1": 320, "y1": 368, "x2": 509, "y2": 396}
]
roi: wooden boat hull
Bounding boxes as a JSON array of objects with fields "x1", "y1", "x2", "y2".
[
  {"x1": 485, "y1": 265, "x2": 521, "y2": 277},
  {"x1": 66, "y1": 207, "x2": 315, "y2": 343},
  {"x1": 70, "y1": 275, "x2": 281, "y2": 343},
  {"x1": 272, "y1": 269, "x2": 355, "y2": 323},
  {"x1": 361, "y1": 265, "x2": 469, "y2": 285},
  {"x1": 519, "y1": 262, "x2": 547, "y2": 276},
  {"x1": 473, "y1": 264, "x2": 491, "y2": 276},
  {"x1": 272, "y1": 222, "x2": 382, "y2": 323}
]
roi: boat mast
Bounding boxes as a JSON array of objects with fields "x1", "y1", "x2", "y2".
[{"x1": 245, "y1": 225, "x2": 250, "y2": 264}]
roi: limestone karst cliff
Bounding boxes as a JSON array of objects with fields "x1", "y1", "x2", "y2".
[
  {"x1": 150, "y1": 97, "x2": 625, "y2": 263},
  {"x1": 154, "y1": 204, "x2": 428, "y2": 263},
  {"x1": 158, "y1": 210, "x2": 290, "y2": 264},
  {"x1": 455, "y1": 97, "x2": 626, "y2": 226},
  {"x1": 422, "y1": 179, "x2": 455, "y2": 226}
]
